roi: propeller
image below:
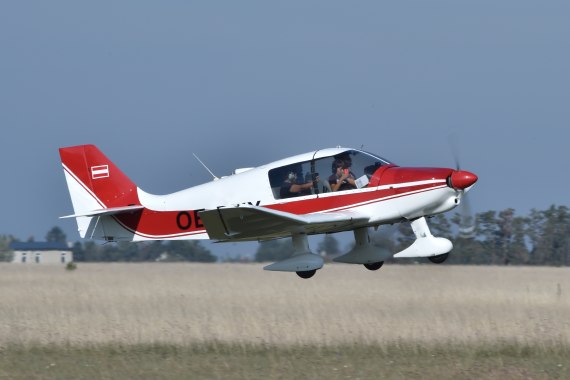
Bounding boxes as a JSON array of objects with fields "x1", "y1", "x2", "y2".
[
  {"x1": 457, "y1": 192, "x2": 476, "y2": 239},
  {"x1": 449, "y1": 136, "x2": 477, "y2": 239}
]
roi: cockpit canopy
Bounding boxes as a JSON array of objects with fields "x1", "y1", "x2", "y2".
[{"x1": 268, "y1": 149, "x2": 392, "y2": 200}]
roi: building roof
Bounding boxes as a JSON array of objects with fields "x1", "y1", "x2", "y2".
[{"x1": 9, "y1": 242, "x2": 71, "y2": 251}]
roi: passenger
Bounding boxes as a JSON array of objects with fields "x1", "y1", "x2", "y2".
[
  {"x1": 280, "y1": 171, "x2": 317, "y2": 199},
  {"x1": 364, "y1": 163, "x2": 381, "y2": 179},
  {"x1": 329, "y1": 159, "x2": 356, "y2": 191}
]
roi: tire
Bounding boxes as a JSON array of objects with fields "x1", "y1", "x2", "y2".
[
  {"x1": 296, "y1": 269, "x2": 316, "y2": 279},
  {"x1": 428, "y1": 253, "x2": 449, "y2": 264},
  {"x1": 364, "y1": 261, "x2": 384, "y2": 271}
]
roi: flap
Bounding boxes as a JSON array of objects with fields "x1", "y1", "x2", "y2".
[{"x1": 199, "y1": 205, "x2": 368, "y2": 241}]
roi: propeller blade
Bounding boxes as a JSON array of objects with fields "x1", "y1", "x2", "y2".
[
  {"x1": 458, "y1": 194, "x2": 476, "y2": 239},
  {"x1": 448, "y1": 134, "x2": 461, "y2": 171}
]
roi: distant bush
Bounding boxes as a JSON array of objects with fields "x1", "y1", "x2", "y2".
[{"x1": 0, "y1": 235, "x2": 14, "y2": 262}]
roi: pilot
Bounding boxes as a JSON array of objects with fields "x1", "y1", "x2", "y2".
[
  {"x1": 329, "y1": 159, "x2": 356, "y2": 192},
  {"x1": 280, "y1": 171, "x2": 317, "y2": 199}
]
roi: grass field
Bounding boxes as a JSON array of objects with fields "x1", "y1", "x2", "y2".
[{"x1": 0, "y1": 263, "x2": 569, "y2": 379}]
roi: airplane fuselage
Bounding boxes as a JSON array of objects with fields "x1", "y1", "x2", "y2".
[{"x1": 61, "y1": 147, "x2": 474, "y2": 242}]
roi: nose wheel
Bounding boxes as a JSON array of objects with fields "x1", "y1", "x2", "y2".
[
  {"x1": 364, "y1": 261, "x2": 384, "y2": 271},
  {"x1": 428, "y1": 253, "x2": 449, "y2": 264}
]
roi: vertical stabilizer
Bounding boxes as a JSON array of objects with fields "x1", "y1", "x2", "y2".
[{"x1": 59, "y1": 145, "x2": 141, "y2": 238}]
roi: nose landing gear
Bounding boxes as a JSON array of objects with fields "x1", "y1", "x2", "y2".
[{"x1": 428, "y1": 253, "x2": 449, "y2": 264}]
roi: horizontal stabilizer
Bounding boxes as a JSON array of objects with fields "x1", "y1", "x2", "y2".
[{"x1": 60, "y1": 205, "x2": 144, "y2": 219}]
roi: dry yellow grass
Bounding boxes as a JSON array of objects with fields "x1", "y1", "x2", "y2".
[{"x1": 0, "y1": 263, "x2": 568, "y2": 348}]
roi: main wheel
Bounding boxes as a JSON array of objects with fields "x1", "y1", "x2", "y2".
[
  {"x1": 296, "y1": 269, "x2": 316, "y2": 279},
  {"x1": 364, "y1": 261, "x2": 384, "y2": 271},
  {"x1": 428, "y1": 253, "x2": 449, "y2": 264}
]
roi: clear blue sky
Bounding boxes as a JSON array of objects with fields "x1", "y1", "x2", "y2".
[{"x1": 1, "y1": 1, "x2": 569, "y2": 251}]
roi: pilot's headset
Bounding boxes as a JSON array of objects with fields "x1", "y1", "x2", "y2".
[{"x1": 288, "y1": 172, "x2": 297, "y2": 181}]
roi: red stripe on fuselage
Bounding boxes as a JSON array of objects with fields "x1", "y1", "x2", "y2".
[
  {"x1": 266, "y1": 182, "x2": 445, "y2": 215},
  {"x1": 114, "y1": 209, "x2": 207, "y2": 239}
]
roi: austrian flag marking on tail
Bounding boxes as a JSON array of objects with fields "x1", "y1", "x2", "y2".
[{"x1": 91, "y1": 165, "x2": 109, "y2": 179}]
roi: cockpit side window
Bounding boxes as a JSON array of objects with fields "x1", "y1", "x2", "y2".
[
  {"x1": 268, "y1": 150, "x2": 391, "y2": 199},
  {"x1": 268, "y1": 160, "x2": 314, "y2": 200}
]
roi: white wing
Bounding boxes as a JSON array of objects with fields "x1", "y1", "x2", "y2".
[{"x1": 199, "y1": 205, "x2": 368, "y2": 241}]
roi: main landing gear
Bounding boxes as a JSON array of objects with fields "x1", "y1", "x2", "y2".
[
  {"x1": 296, "y1": 270, "x2": 317, "y2": 279},
  {"x1": 363, "y1": 261, "x2": 384, "y2": 271},
  {"x1": 264, "y1": 234, "x2": 324, "y2": 279}
]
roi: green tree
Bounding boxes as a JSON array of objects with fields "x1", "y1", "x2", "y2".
[
  {"x1": 496, "y1": 209, "x2": 515, "y2": 265},
  {"x1": 138, "y1": 241, "x2": 166, "y2": 261},
  {"x1": 428, "y1": 214, "x2": 453, "y2": 240},
  {"x1": 71, "y1": 241, "x2": 85, "y2": 261},
  {"x1": 316, "y1": 235, "x2": 340, "y2": 257},
  {"x1": 68, "y1": 240, "x2": 215, "y2": 262},
  {"x1": 46, "y1": 226, "x2": 67, "y2": 244},
  {"x1": 255, "y1": 239, "x2": 292, "y2": 262},
  {"x1": 449, "y1": 212, "x2": 479, "y2": 264},
  {"x1": 163, "y1": 241, "x2": 217, "y2": 262},
  {"x1": 527, "y1": 208, "x2": 545, "y2": 265},
  {"x1": 396, "y1": 223, "x2": 415, "y2": 252},
  {"x1": 477, "y1": 209, "x2": 530, "y2": 265},
  {"x1": 509, "y1": 215, "x2": 529, "y2": 264},
  {"x1": 82, "y1": 241, "x2": 104, "y2": 261},
  {"x1": 370, "y1": 225, "x2": 397, "y2": 256},
  {"x1": 528, "y1": 205, "x2": 570, "y2": 266},
  {"x1": 0, "y1": 235, "x2": 14, "y2": 262},
  {"x1": 476, "y1": 211, "x2": 500, "y2": 264},
  {"x1": 448, "y1": 237, "x2": 486, "y2": 264}
]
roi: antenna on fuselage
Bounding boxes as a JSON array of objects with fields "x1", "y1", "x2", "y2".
[{"x1": 192, "y1": 153, "x2": 219, "y2": 181}]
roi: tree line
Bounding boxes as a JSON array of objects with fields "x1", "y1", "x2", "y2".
[
  {"x1": 254, "y1": 205, "x2": 570, "y2": 266},
  {"x1": 2, "y1": 205, "x2": 570, "y2": 265},
  {"x1": 0, "y1": 227, "x2": 216, "y2": 263},
  {"x1": 428, "y1": 205, "x2": 570, "y2": 266}
]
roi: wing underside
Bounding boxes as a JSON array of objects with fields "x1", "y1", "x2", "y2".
[{"x1": 199, "y1": 205, "x2": 368, "y2": 242}]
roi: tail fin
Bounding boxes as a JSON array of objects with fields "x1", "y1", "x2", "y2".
[{"x1": 59, "y1": 144, "x2": 141, "y2": 238}]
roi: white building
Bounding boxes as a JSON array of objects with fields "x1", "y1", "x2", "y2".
[{"x1": 9, "y1": 242, "x2": 73, "y2": 264}]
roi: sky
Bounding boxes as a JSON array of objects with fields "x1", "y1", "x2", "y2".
[{"x1": 1, "y1": 1, "x2": 569, "y2": 255}]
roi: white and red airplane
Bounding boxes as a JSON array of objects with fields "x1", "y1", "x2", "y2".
[{"x1": 59, "y1": 144, "x2": 477, "y2": 278}]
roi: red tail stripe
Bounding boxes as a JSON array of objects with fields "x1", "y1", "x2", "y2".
[{"x1": 59, "y1": 145, "x2": 140, "y2": 207}]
